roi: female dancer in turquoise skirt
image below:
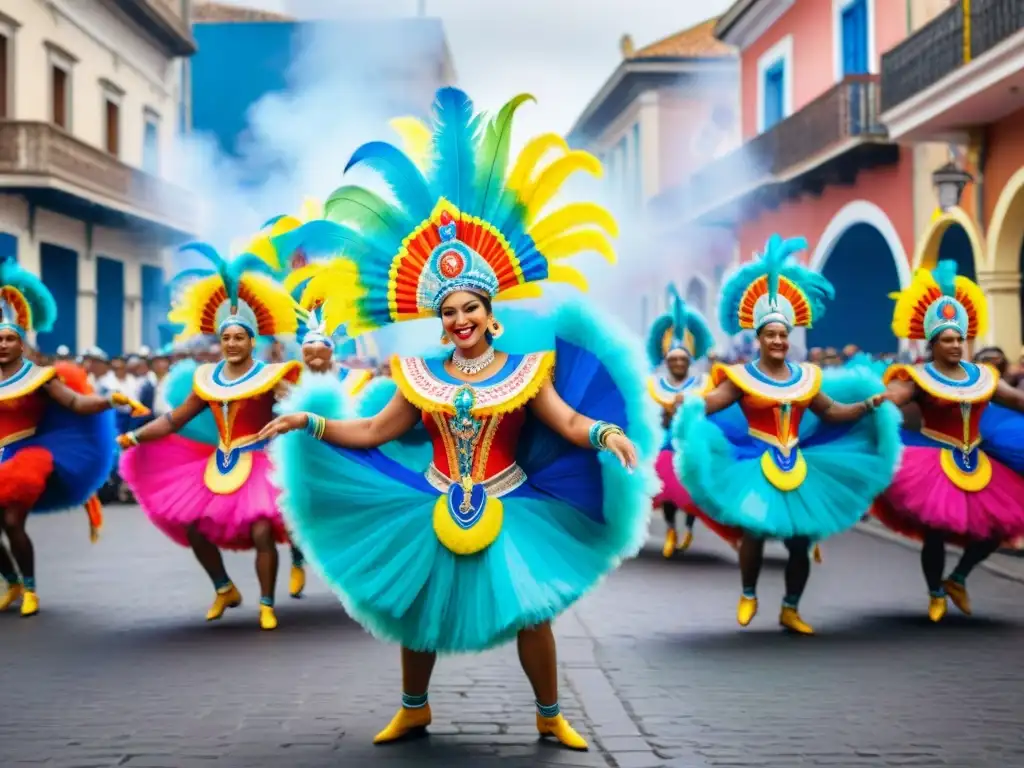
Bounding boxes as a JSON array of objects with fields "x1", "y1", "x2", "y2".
[
  {"x1": 875, "y1": 260, "x2": 1024, "y2": 621},
  {"x1": 674, "y1": 235, "x2": 901, "y2": 634},
  {"x1": 647, "y1": 284, "x2": 742, "y2": 557},
  {"x1": 259, "y1": 87, "x2": 656, "y2": 749}
]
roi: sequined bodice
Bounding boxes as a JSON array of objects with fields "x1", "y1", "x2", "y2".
[
  {"x1": 0, "y1": 362, "x2": 56, "y2": 447},
  {"x1": 424, "y1": 406, "x2": 526, "y2": 483},
  {"x1": 714, "y1": 362, "x2": 821, "y2": 452},
  {"x1": 205, "y1": 392, "x2": 277, "y2": 447}
]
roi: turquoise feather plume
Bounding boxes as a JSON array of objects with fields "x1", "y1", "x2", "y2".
[
  {"x1": 176, "y1": 242, "x2": 277, "y2": 306},
  {"x1": 932, "y1": 259, "x2": 958, "y2": 296},
  {"x1": 646, "y1": 284, "x2": 714, "y2": 368},
  {"x1": 474, "y1": 93, "x2": 534, "y2": 218},
  {"x1": 429, "y1": 87, "x2": 477, "y2": 211},
  {"x1": 344, "y1": 141, "x2": 435, "y2": 221},
  {"x1": 718, "y1": 234, "x2": 834, "y2": 335},
  {"x1": 162, "y1": 359, "x2": 219, "y2": 445},
  {"x1": 0, "y1": 252, "x2": 57, "y2": 333}
]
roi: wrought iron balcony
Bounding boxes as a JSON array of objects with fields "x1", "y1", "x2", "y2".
[
  {"x1": 881, "y1": 0, "x2": 1024, "y2": 113},
  {"x1": 659, "y1": 75, "x2": 889, "y2": 224},
  {"x1": 0, "y1": 121, "x2": 197, "y2": 238}
]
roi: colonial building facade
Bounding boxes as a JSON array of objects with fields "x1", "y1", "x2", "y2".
[
  {"x1": 0, "y1": 0, "x2": 197, "y2": 355},
  {"x1": 566, "y1": 18, "x2": 739, "y2": 342}
]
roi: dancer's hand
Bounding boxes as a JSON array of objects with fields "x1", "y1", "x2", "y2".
[
  {"x1": 605, "y1": 432, "x2": 638, "y2": 470},
  {"x1": 116, "y1": 433, "x2": 137, "y2": 449},
  {"x1": 110, "y1": 392, "x2": 151, "y2": 418},
  {"x1": 258, "y1": 413, "x2": 308, "y2": 441}
]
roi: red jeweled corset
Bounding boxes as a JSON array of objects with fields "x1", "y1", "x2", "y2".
[
  {"x1": 424, "y1": 406, "x2": 526, "y2": 483},
  {"x1": 918, "y1": 396, "x2": 986, "y2": 450},
  {"x1": 0, "y1": 390, "x2": 46, "y2": 446},
  {"x1": 740, "y1": 397, "x2": 808, "y2": 450},
  {"x1": 206, "y1": 391, "x2": 277, "y2": 447}
]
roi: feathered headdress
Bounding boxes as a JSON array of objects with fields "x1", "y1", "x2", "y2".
[
  {"x1": 269, "y1": 87, "x2": 618, "y2": 335},
  {"x1": 167, "y1": 242, "x2": 298, "y2": 341},
  {"x1": 293, "y1": 259, "x2": 364, "y2": 349},
  {"x1": 244, "y1": 197, "x2": 326, "y2": 276},
  {"x1": 890, "y1": 259, "x2": 986, "y2": 341},
  {"x1": 718, "y1": 234, "x2": 834, "y2": 335},
  {"x1": 0, "y1": 253, "x2": 57, "y2": 338},
  {"x1": 646, "y1": 284, "x2": 714, "y2": 368}
]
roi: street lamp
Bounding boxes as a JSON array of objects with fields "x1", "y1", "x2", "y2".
[{"x1": 932, "y1": 162, "x2": 973, "y2": 211}]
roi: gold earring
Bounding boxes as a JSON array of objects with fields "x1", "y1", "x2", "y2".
[
  {"x1": 489, "y1": 319, "x2": 503, "y2": 338},
  {"x1": 440, "y1": 331, "x2": 450, "y2": 345}
]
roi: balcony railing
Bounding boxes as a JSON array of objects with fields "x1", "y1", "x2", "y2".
[
  {"x1": 881, "y1": 0, "x2": 1024, "y2": 112},
  {"x1": 0, "y1": 121, "x2": 196, "y2": 234},
  {"x1": 678, "y1": 75, "x2": 886, "y2": 220}
]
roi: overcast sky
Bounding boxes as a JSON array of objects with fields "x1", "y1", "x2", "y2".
[{"x1": 211, "y1": 0, "x2": 736, "y2": 139}]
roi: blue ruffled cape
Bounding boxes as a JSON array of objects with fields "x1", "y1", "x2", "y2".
[{"x1": 270, "y1": 299, "x2": 658, "y2": 653}]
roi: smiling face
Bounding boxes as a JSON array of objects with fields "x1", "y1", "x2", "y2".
[
  {"x1": 0, "y1": 327, "x2": 23, "y2": 366},
  {"x1": 932, "y1": 328, "x2": 964, "y2": 365},
  {"x1": 220, "y1": 325, "x2": 254, "y2": 365},
  {"x1": 302, "y1": 342, "x2": 333, "y2": 373},
  {"x1": 440, "y1": 290, "x2": 492, "y2": 352},
  {"x1": 665, "y1": 349, "x2": 691, "y2": 379},
  {"x1": 757, "y1": 322, "x2": 790, "y2": 363}
]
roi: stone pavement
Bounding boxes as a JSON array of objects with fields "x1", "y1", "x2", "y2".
[{"x1": 2, "y1": 508, "x2": 1024, "y2": 768}]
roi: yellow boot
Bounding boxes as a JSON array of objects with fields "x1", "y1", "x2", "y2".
[
  {"x1": 0, "y1": 583, "x2": 22, "y2": 611},
  {"x1": 205, "y1": 583, "x2": 242, "y2": 621},
  {"x1": 662, "y1": 528, "x2": 678, "y2": 558},
  {"x1": 20, "y1": 590, "x2": 39, "y2": 617},
  {"x1": 373, "y1": 705, "x2": 432, "y2": 744},
  {"x1": 942, "y1": 579, "x2": 971, "y2": 615},
  {"x1": 813, "y1": 544, "x2": 823, "y2": 564},
  {"x1": 679, "y1": 528, "x2": 694, "y2": 551},
  {"x1": 259, "y1": 603, "x2": 278, "y2": 631},
  {"x1": 928, "y1": 593, "x2": 948, "y2": 622},
  {"x1": 737, "y1": 594, "x2": 758, "y2": 627},
  {"x1": 289, "y1": 564, "x2": 306, "y2": 598},
  {"x1": 779, "y1": 606, "x2": 814, "y2": 635},
  {"x1": 537, "y1": 712, "x2": 589, "y2": 751}
]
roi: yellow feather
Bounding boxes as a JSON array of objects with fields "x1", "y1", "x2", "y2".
[
  {"x1": 245, "y1": 234, "x2": 284, "y2": 272},
  {"x1": 547, "y1": 264, "x2": 589, "y2": 292},
  {"x1": 168, "y1": 275, "x2": 222, "y2": 339},
  {"x1": 890, "y1": 268, "x2": 938, "y2": 339},
  {"x1": 537, "y1": 229, "x2": 617, "y2": 264},
  {"x1": 390, "y1": 116, "x2": 433, "y2": 170},
  {"x1": 284, "y1": 262, "x2": 330, "y2": 296},
  {"x1": 494, "y1": 283, "x2": 543, "y2": 302},
  {"x1": 269, "y1": 215, "x2": 302, "y2": 238},
  {"x1": 242, "y1": 274, "x2": 300, "y2": 335},
  {"x1": 956, "y1": 275, "x2": 989, "y2": 337},
  {"x1": 506, "y1": 134, "x2": 568, "y2": 195},
  {"x1": 523, "y1": 151, "x2": 603, "y2": 224},
  {"x1": 528, "y1": 202, "x2": 618, "y2": 244},
  {"x1": 299, "y1": 197, "x2": 324, "y2": 221},
  {"x1": 301, "y1": 259, "x2": 365, "y2": 336}
]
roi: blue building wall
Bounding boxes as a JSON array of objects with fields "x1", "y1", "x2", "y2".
[
  {"x1": 37, "y1": 244, "x2": 78, "y2": 355},
  {"x1": 805, "y1": 223, "x2": 901, "y2": 355},
  {"x1": 96, "y1": 256, "x2": 125, "y2": 357},
  {"x1": 0, "y1": 232, "x2": 16, "y2": 262},
  {"x1": 141, "y1": 264, "x2": 170, "y2": 350}
]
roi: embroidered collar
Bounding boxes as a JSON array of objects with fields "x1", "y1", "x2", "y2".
[
  {"x1": 193, "y1": 360, "x2": 301, "y2": 402},
  {"x1": 0, "y1": 360, "x2": 56, "y2": 402},
  {"x1": 718, "y1": 361, "x2": 820, "y2": 402},
  {"x1": 392, "y1": 351, "x2": 554, "y2": 416},
  {"x1": 909, "y1": 362, "x2": 996, "y2": 404}
]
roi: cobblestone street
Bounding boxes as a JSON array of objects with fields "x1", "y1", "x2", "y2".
[{"x1": 3, "y1": 508, "x2": 1023, "y2": 767}]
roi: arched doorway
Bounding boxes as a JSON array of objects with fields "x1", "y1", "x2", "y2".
[
  {"x1": 987, "y1": 167, "x2": 1024, "y2": 352},
  {"x1": 936, "y1": 223, "x2": 976, "y2": 282},
  {"x1": 806, "y1": 223, "x2": 902, "y2": 354},
  {"x1": 685, "y1": 276, "x2": 708, "y2": 317}
]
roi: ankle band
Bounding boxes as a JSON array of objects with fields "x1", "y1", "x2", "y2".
[
  {"x1": 742, "y1": 588, "x2": 756, "y2": 599},
  {"x1": 930, "y1": 588, "x2": 946, "y2": 598},
  {"x1": 402, "y1": 692, "x2": 428, "y2": 709},
  {"x1": 259, "y1": 596, "x2": 274, "y2": 607},
  {"x1": 536, "y1": 701, "x2": 560, "y2": 719},
  {"x1": 23, "y1": 576, "x2": 35, "y2": 591},
  {"x1": 214, "y1": 578, "x2": 232, "y2": 593},
  {"x1": 949, "y1": 572, "x2": 966, "y2": 586},
  {"x1": 782, "y1": 595, "x2": 800, "y2": 609}
]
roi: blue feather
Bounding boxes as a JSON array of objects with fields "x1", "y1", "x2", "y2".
[
  {"x1": 261, "y1": 214, "x2": 287, "y2": 229},
  {"x1": 668, "y1": 284, "x2": 685, "y2": 336},
  {"x1": 0, "y1": 253, "x2": 58, "y2": 333},
  {"x1": 271, "y1": 220, "x2": 388, "y2": 264},
  {"x1": 344, "y1": 141, "x2": 435, "y2": 221},
  {"x1": 933, "y1": 259, "x2": 959, "y2": 296},
  {"x1": 645, "y1": 314, "x2": 673, "y2": 369},
  {"x1": 168, "y1": 268, "x2": 216, "y2": 293},
  {"x1": 428, "y1": 87, "x2": 477, "y2": 211}
]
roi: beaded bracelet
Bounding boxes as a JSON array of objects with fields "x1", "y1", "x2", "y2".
[
  {"x1": 124, "y1": 431, "x2": 140, "y2": 447},
  {"x1": 305, "y1": 413, "x2": 327, "y2": 440},
  {"x1": 588, "y1": 421, "x2": 624, "y2": 451}
]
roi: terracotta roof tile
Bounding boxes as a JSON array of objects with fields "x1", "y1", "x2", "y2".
[
  {"x1": 629, "y1": 17, "x2": 734, "y2": 59},
  {"x1": 193, "y1": 1, "x2": 292, "y2": 22}
]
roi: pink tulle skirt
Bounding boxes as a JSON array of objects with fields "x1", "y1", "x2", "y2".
[
  {"x1": 876, "y1": 446, "x2": 1024, "y2": 544},
  {"x1": 652, "y1": 449, "x2": 742, "y2": 545},
  {"x1": 120, "y1": 435, "x2": 289, "y2": 551}
]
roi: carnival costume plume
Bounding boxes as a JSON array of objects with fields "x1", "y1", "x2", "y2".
[
  {"x1": 271, "y1": 87, "x2": 618, "y2": 335},
  {"x1": 646, "y1": 284, "x2": 714, "y2": 368},
  {"x1": 889, "y1": 259, "x2": 987, "y2": 341},
  {"x1": 717, "y1": 234, "x2": 833, "y2": 335},
  {"x1": 0, "y1": 253, "x2": 57, "y2": 338}
]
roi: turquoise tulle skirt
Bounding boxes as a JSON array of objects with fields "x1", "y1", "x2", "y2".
[
  {"x1": 270, "y1": 301, "x2": 658, "y2": 653},
  {"x1": 675, "y1": 366, "x2": 902, "y2": 540}
]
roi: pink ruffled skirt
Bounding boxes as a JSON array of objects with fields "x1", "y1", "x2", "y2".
[
  {"x1": 876, "y1": 446, "x2": 1024, "y2": 544},
  {"x1": 120, "y1": 435, "x2": 289, "y2": 551},
  {"x1": 653, "y1": 449, "x2": 742, "y2": 545}
]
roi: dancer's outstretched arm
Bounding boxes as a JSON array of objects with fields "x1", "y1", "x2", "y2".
[
  {"x1": 45, "y1": 379, "x2": 149, "y2": 417},
  {"x1": 702, "y1": 380, "x2": 742, "y2": 416},
  {"x1": 993, "y1": 380, "x2": 1024, "y2": 412},
  {"x1": 810, "y1": 391, "x2": 886, "y2": 423},
  {"x1": 530, "y1": 380, "x2": 637, "y2": 469},
  {"x1": 259, "y1": 391, "x2": 420, "y2": 449},
  {"x1": 118, "y1": 393, "x2": 204, "y2": 447}
]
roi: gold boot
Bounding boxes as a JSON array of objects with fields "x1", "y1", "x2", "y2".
[
  {"x1": 373, "y1": 705, "x2": 432, "y2": 744},
  {"x1": 813, "y1": 544, "x2": 823, "y2": 564},
  {"x1": 289, "y1": 564, "x2": 306, "y2": 598},
  {"x1": 205, "y1": 584, "x2": 242, "y2": 621},
  {"x1": 943, "y1": 579, "x2": 971, "y2": 615},
  {"x1": 662, "y1": 528, "x2": 678, "y2": 558},
  {"x1": 0, "y1": 583, "x2": 22, "y2": 611},
  {"x1": 537, "y1": 713, "x2": 589, "y2": 750},
  {"x1": 20, "y1": 590, "x2": 39, "y2": 617},
  {"x1": 679, "y1": 528, "x2": 694, "y2": 551},
  {"x1": 259, "y1": 604, "x2": 278, "y2": 631},
  {"x1": 737, "y1": 594, "x2": 758, "y2": 627},
  {"x1": 928, "y1": 594, "x2": 947, "y2": 622},
  {"x1": 779, "y1": 606, "x2": 814, "y2": 635}
]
